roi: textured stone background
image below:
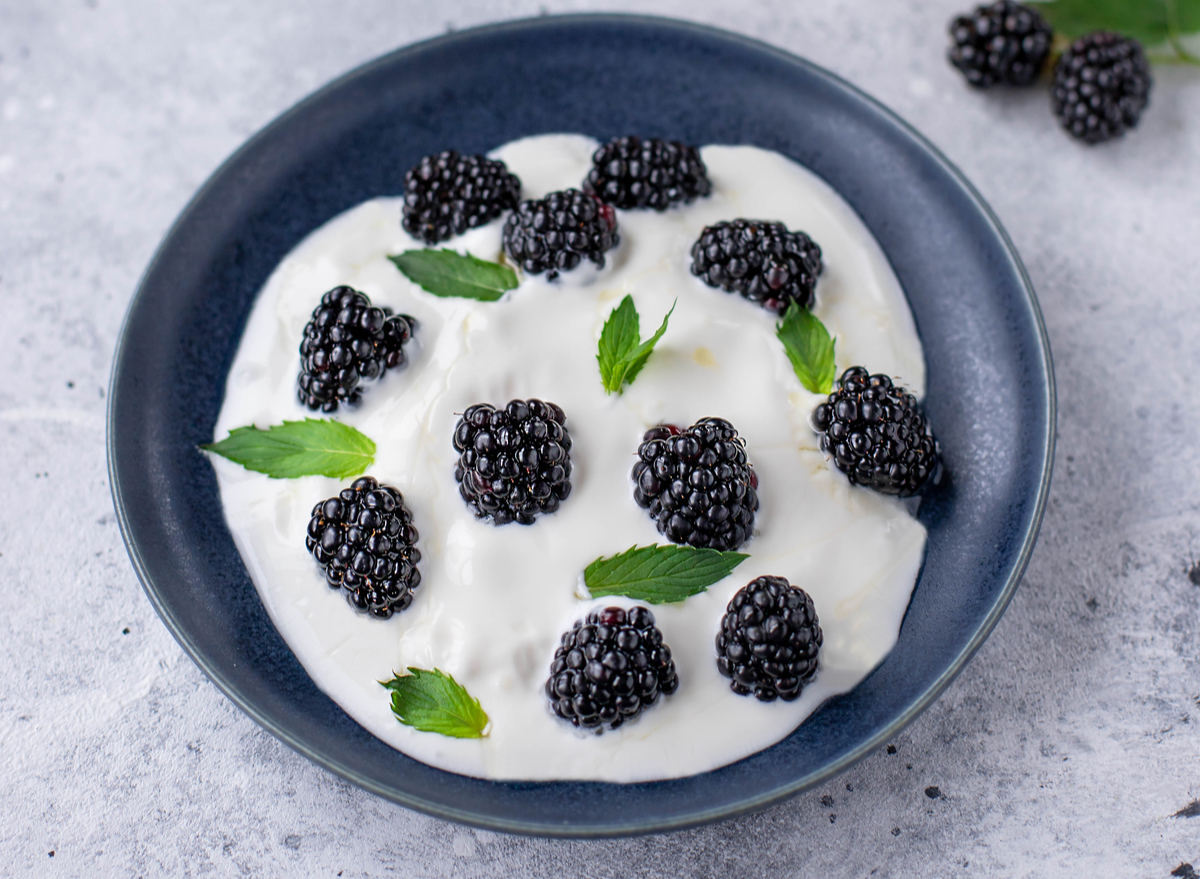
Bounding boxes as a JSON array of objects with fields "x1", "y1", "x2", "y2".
[{"x1": 3, "y1": 0, "x2": 1200, "y2": 876}]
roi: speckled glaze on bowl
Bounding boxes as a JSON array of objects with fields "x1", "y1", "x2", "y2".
[{"x1": 107, "y1": 14, "x2": 1054, "y2": 837}]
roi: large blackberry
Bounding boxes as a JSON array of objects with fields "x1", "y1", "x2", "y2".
[
  {"x1": 582, "y1": 136, "x2": 712, "y2": 211},
  {"x1": 947, "y1": 1, "x2": 1053, "y2": 88},
  {"x1": 453, "y1": 399, "x2": 573, "y2": 526},
  {"x1": 545, "y1": 606, "x2": 678, "y2": 732},
  {"x1": 502, "y1": 189, "x2": 619, "y2": 280},
  {"x1": 716, "y1": 576, "x2": 822, "y2": 702},
  {"x1": 632, "y1": 418, "x2": 758, "y2": 551},
  {"x1": 1051, "y1": 32, "x2": 1152, "y2": 145},
  {"x1": 690, "y1": 220, "x2": 822, "y2": 314},
  {"x1": 401, "y1": 150, "x2": 521, "y2": 244},
  {"x1": 810, "y1": 367, "x2": 940, "y2": 496},
  {"x1": 305, "y1": 476, "x2": 422, "y2": 619},
  {"x1": 297, "y1": 286, "x2": 416, "y2": 413}
]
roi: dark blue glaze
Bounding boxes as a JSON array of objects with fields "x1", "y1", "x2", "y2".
[{"x1": 108, "y1": 14, "x2": 1054, "y2": 837}]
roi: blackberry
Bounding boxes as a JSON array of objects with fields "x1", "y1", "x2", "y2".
[
  {"x1": 401, "y1": 150, "x2": 521, "y2": 244},
  {"x1": 502, "y1": 189, "x2": 619, "y2": 280},
  {"x1": 297, "y1": 286, "x2": 416, "y2": 413},
  {"x1": 947, "y1": 1, "x2": 1053, "y2": 88},
  {"x1": 305, "y1": 476, "x2": 422, "y2": 619},
  {"x1": 545, "y1": 605, "x2": 678, "y2": 732},
  {"x1": 716, "y1": 576, "x2": 822, "y2": 702},
  {"x1": 690, "y1": 220, "x2": 822, "y2": 314},
  {"x1": 452, "y1": 399, "x2": 573, "y2": 526},
  {"x1": 582, "y1": 136, "x2": 712, "y2": 211},
  {"x1": 631, "y1": 418, "x2": 758, "y2": 551},
  {"x1": 811, "y1": 366, "x2": 940, "y2": 496},
  {"x1": 1051, "y1": 32, "x2": 1152, "y2": 145}
]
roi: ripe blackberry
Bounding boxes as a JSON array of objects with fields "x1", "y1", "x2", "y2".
[
  {"x1": 305, "y1": 476, "x2": 422, "y2": 619},
  {"x1": 401, "y1": 150, "x2": 521, "y2": 244},
  {"x1": 297, "y1": 286, "x2": 416, "y2": 412},
  {"x1": 453, "y1": 399, "x2": 573, "y2": 526},
  {"x1": 690, "y1": 220, "x2": 822, "y2": 314},
  {"x1": 811, "y1": 367, "x2": 940, "y2": 496},
  {"x1": 947, "y1": 1, "x2": 1053, "y2": 88},
  {"x1": 632, "y1": 418, "x2": 758, "y2": 551},
  {"x1": 582, "y1": 136, "x2": 712, "y2": 211},
  {"x1": 716, "y1": 576, "x2": 822, "y2": 702},
  {"x1": 502, "y1": 189, "x2": 619, "y2": 280},
  {"x1": 1052, "y1": 32, "x2": 1152, "y2": 145},
  {"x1": 545, "y1": 606, "x2": 678, "y2": 732}
]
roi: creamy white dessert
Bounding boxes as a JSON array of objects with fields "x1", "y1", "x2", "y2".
[{"x1": 209, "y1": 134, "x2": 928, "y2": 782}]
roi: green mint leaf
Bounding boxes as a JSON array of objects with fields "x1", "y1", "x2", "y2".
[
  {"x1": 389, "y1": 249, "x2": 517, "y2": 301},
  {"x1": 202, "y1": 419, "x2": 375, "y2": 479},
  {"x1": 776, "y1": 302, "x2": 836, "y2": 394},
  {"x1": 596, "y1": 296, "x2": 675, "y2": 394},
  {"x1": 1027, "y1": 0, "x2": 1194, "y2": 45},
  {"x1": 584, "y1": 544, "x2": 749, "y2": 604},
  {"x1": 380, "y1": 668, "x2": 490, "y2": 739}
]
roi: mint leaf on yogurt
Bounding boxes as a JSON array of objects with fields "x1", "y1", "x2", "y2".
[
  {"x1": 389, "y1": 249, "x2": 517, "y2": 301},
  {"x1": 202, "y1": 418, "x2": 375, "y2": 479},
  {"x1": 776, "y1": 302, "x2": 836, "y2": 395},
  {"x1": 597, "y1": 295, "x2": 675, "y2": 394},
  {"x1": 584, "y1": 544, "x2": 749, "y2": 604},
  {"x1": 380, "y1": 668, "x2": 490, "y2": 739}
]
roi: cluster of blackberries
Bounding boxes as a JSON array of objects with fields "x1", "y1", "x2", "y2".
[
  {"x1": 305, "y1": 476, "x2": 422, "y2": 619},
  {"x1": 297, "y1": 287, "x2": 416, "y2": 412},
  {"x1": 948, "y1": 1, "x2": 1153, "y2": 144},
  {"x1": 452, "y1": 399, "x2": 573, "y2": 526}
]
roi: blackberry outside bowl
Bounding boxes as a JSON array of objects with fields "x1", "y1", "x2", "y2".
[{"x1": 108, "y1": 14, "x2": 1054, "y2": 837}]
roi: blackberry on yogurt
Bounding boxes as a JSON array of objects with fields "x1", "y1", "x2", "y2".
[
  {"x1": 297, "y1": 286, "x2": 416, "y2": 412},
  {"x1": 401, "y1": 150, "x2": 521, "y2": 244},
  {"x1": 690, "y1": 219, "x2": 822, "y2": 314},
  {"x1": 546, "y1": 605, "x2": 679, "y2": 732},
  {"x1": 502, "y1": 189, "x2": 619, "y2": 280},
  {"x1": 811, "y1": 366, "x2": 940, "y2": 496},
  {"x1": 632, "y1": 417, "x2": 758, "y2": 551},
  {"x1": 453, "y1": 399, "x2": 573, "y2": 525},
  {"x1": 583, "y1": 135, "x2": 712, "y2": 210},
  {"x1": 716, "y1": 576, "x2": 822, "y2": 701},
  {"x1": 306, "y1": 476, "x2": 422, "y2": 619}
]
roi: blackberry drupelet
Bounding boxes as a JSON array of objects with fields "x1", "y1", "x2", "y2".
[
  {"x1": 545, "y1": 606, "x2": 678, "y2": 732},
  {"x1": 297, "y1": 286, "x2": 416, "y2": 412},
  {"x1": 690, "y1": 219, "x2": 822, "y2": 314},
  {"x1": 947, "y1": 1, "x2": 1053, "y2": 88},
  {"x1": 582, "y1": 136, "x2": 712, "y2": 210},
  {"x1": 401, "y1": 150, "x2": 521, "y2": 244},
  {"x1": 502, "y1": 189, "x2": 619, "y2": 280},
  {"x1": 716, "y1": 576, "x2": 822, "y2": 702},
  {"x1": 452, "y1": 399, "x2": 573, "y2": 526},
  {"x1": 305, "y1": 476, "x2": 422, "y2": 619},
  {"x1": 631, "y1": 417, "x2": 758, "y2": 551},
  {"x1": 1051, "y1": 32, "x2": 1152, "y2": 144},
  {"x1": 811, "y1": 366, "x2": 940, "y2": 496}
]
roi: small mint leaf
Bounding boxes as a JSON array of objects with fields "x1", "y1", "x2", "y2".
[
  {"x1": 389, "y1": 249, "x2": 517, "y2": 301},
  {"x1": 202, "y1": 419, "x2": 375, "y2": 479},
  {"x1": 596, "y1": 296, "x2": 675, "y2": 394},
  {"x1": 776, "y1": 303, "x2": 836, "y2": 395},
  {"x1": 1026, "y1": 0, "x2": 1180, "y2": 45},
  {"x1": 380, "y1": 668, "x2": 490, "y2": 739},
  {"x1": 584, "y1": 544, "x2": 749, "y2": 604}
]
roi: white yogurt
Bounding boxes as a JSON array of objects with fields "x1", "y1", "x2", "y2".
[{"x1": 210, "y1": 135, "x2": 928, "y2": 782}]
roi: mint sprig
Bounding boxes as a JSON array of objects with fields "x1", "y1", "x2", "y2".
[
  {"x1": 380, "y1": 668, "x2": 490, "y2": 739},
  {"x1": 202, "y1": 419, "x2": 375, "y2": 479},
  {"x1": 584, "y1": 544, "x2": 749, "y2": 604},
  {"x1": 776, "y1": 302, "x2": 836, "y2": 395},
  {"x1": 1029, "y1": 0, "x2": 1200, "y2": 65},
  {"x1": 597, "y1": 295, "x2": 675, "y2": 394},
  {"x1": 389, "y1": 249, "x2": 518, "y2": 301}
]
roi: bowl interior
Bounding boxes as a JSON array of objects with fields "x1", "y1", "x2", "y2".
[{"x1": 109, "y1": 14, "x2": 1053, "y2": 837}]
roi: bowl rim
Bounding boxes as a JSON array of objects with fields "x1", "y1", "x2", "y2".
[{"x1": 107, "y1": 12, "x2": 1055, "y2": 837}]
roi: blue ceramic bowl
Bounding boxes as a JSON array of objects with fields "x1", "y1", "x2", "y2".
[{"x1": 108, "y1": 14, "x2": 1054, "y2": 837}]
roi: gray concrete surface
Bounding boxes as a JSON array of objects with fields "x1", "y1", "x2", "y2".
[{"x1": 3, "y1": 0, "x2": 1199, "y2": 876}]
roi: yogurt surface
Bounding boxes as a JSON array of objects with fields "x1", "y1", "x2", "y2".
[{"x1": 210, "y1": 134, "x2": 928, "y2": 782}]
